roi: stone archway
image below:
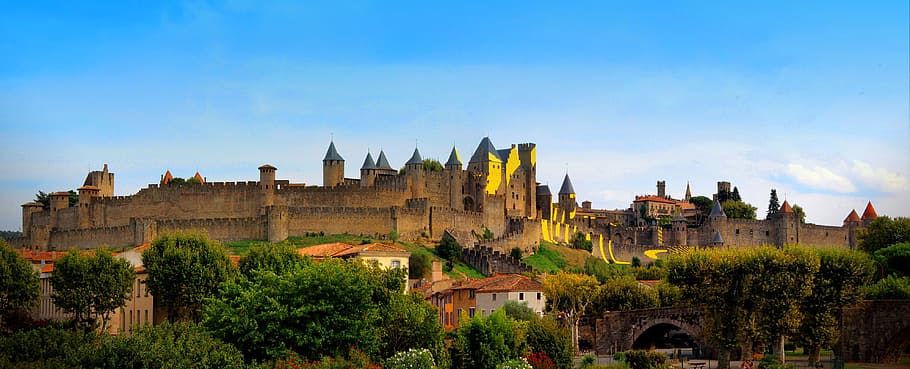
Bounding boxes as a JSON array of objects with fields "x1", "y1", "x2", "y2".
[
  {"x1": 463, "y1": 196, "x2": 475, "y2": 212},
  {"x1": 631, "y1": 318, "x2": 706, "y2": 352}
]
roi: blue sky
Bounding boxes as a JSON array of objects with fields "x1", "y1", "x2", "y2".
[{"x1": 1, "y1": 1, "x2": 908, "y2": 231}]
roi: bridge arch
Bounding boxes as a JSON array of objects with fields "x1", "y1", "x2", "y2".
[{"x1": 632, "y1": 317, "x2": 706, "y2": 350}]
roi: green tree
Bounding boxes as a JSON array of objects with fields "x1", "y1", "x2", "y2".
[
  {"x1": 571, "y1": 232, "x2": 592, "y2": 252},
  {"x1": 51, "y1": 248, "x2": 134, "y2": 332},
  {"x1": 142, "y1": 232, "x2": 236, "y2": 322},
  {"x1": 873, "y1": 242, "x2": 910, "y2": 277},
  {"x1": 731, "y1": 187, "x2": 742, "y2": 202},
  {"x1": 169, "y1": 177, "x2": 186, "y2": 185},
  {"x1": 409, "y1": 252, "x2": 432, "y2": 279},
  {"x1": 185, "y1": 176, "x2": 202, "y2": 184},
  {"x1": 379, "y1": 291, "x2": 444, "y2": 360},
  {"x1": 510, "y1": 247, "x2": 523, "y2": 260},
  {"x1": 590, "y1": 277, "x2": 659, "y2": 313},
  {"x1": 423, "y1": 159, "x2": 444, "y2": 172},
  {"x1": 101, "y1": 322, "x2": 245, "y2": 369},
  {"x1": 865, "y1": 275, "x2": 910, "y2": 299},
  {"x1": 796, "y1": 248, "x2": 874, "y2": 364},
  {"x1": 0, "y1": 240, "x2": 39, "y2": 330},
  {"x1": 502, "y1": 300, "x2": 537, "y2": 322},
  {"x1": 526, "y1": 316, "x2": 574, "y2": 369},
  {"x1": 690, "y1": 196, "x2": 714, "y2": 224},
  {"x1": 483, "y1": 227, "x2": 494, "y2": 240},
  {"x1": 766, "y1": 189, "x2": 780, "y2": 219},
  {"x1": 450, "y1": 309, "x2": 526, "y2": 369},
  {"x1": 204, "y1": 258, "x2": 416, "y2": 362},
  {"x1": 583, "y1": 257, "x2": 630, "y2": 283},
  {"x1": 541, "y1": 272, "x2": 598, "y2": 350},
  {"x1": 858, "y1": 216, "x2": 910, "y2": 254},
  {"x1": 238, "y1": 242, "x2": 306, "y2": 278},
  {"x1": 436, "y1": 233, "x2": 462, "y2": 261},
  {"x1": 721, "y1": 200, "x2": 757, "y2": 220},
  {"x1": 792, "y1": 204, "x2": 806, "y2": 224}
]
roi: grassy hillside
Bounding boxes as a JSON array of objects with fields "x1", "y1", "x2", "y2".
[{"x1": 523, "y1": 241, "x2": 593, "y2": 273}]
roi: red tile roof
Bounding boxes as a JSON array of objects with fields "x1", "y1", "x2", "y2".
[
  {"x1": 296, "y1": 243, "x2": 353, "y2": 258},
  {"x1": 633, "y1": 196, "x2": 676, "y2": 205},
  {"x1": 451, "y1": 274, "x2": 542, "y2": 293},
  {"x1": 780, "y1": 200, "x2": 793, "y2": 213},
  {"x1": 844, "y1": 209, "x2": 861, "y2": 223},
  {"x1": 861, "y1": 202, "x2": 878, "y2": 220}
]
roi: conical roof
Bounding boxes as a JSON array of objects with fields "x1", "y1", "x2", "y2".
[
  {"x1": 406, "y1": 147, "x2": 423, "y2": 165},
  {"x1": 709, "y1": 200, "x2": 727, "y2": 218},
  {"x1": 685, "y1": 182, "x2": 692, "y2": 200},
  {"x1": 445, "y1": 146, "x2": 462, "y2": 166},
  {"x1": 361, "y1": 152, "x2": 376, "y2": 170},
  {"x1": 780, "y1": 200, "x2": 794, "y2": 213},
  {"x1": 193, "y1": 172, "x2": 204, "y2": 184},
  {"x1": 323, "y1": 141, "x2": 344, "y2": 161},
  {"x1": 469, "y1": 137, "x2": 501, "y2": 163},
  {"x1": 376, "y1": 151, "x2": 393, "y2": 170},
  {"x1": 712, "y1": 230, "x2": 724, "y2": 244},
  {"x1": 537, "y1": 185, "x2": 551, "y2": 196},
  {"x1": 558, "y1": 174, "x2": 575, "y2": 195},
  {"x1": 861, "y1": 202, "x2": 878, "y2": 220},
  {"x1": 844, "y1": 209, "x2": 861, "y2": 223}
]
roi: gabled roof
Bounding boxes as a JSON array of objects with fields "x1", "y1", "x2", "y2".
[
  {"x1": 709, "y1": 200, "x2": 726, "y2": 218},
  {"x1": 633, "y1": 195, "x2": 675, "y2": 205},
  {"x1": 376, "y1": 150, "x2": 394, "y2": 170},
  {"x1": 445, "y1": 146, "x2": 462, "y2": 166},
  {"x1": 558, "y1": 174, "x2": 575, "y2": 195},
  {"x1": 780, "y1": 200, "x2": 793, "y2": 213},
  {"x1": 296, "y1": 243, "x2": 353, "y2": 258},
  {"x1": 361, "y1": 152, "x2": 376, "y2": 170},
  {"x1": 844, "y1": 209, "x2": 861, "y2": 223},
  {"x1": 537, "y1": 185, "x2": 551, "y2": 196},
  {"x1": 333, "y1": 243, "x2": 409, "y2": 258},
  {"x1": 712, "y1": 230, "x2": 724, "y2": 244},
  {"x1": 861, "y1": 202, "x2": 878, "y2": 220},
  {"x1": 469, "y1": 137, "x2": 501, "y2": 163},
  {"x1": 452, "y1": 273, "x2": 542, "y2": 293},
  {"x1": 323, "y1": 141, "x2": 344, "y2": 161},
  {"x1": 406, "y1": 148, "x2": 423, "y2": 165}
]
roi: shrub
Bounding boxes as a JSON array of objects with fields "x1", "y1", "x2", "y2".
[
  {"x1": 511, "y1": 247, "x2": 523, "y2": 260},
  {"x1": 524, "y1": 352, "x2": 557, "y2": 369},
  {"x1": 436, "y1": 234, "x2": 462, "y2": 261},
  {"x1": 386, "y1": 348, "x2": 436, "y2": 369},
  {"x1": 865, "y1": 275, "x2": 910, "y2": 299},
  {"x1": 622, "y1": 350, "x2": 665, "y2": 369},
  {"x1": 498, "y1": 357, "x2": 533, "y2": 369}
]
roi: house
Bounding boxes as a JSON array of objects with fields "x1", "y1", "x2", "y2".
[
  {"x1": 297, "y1": 242, "x2": 411, "y2": 290},
  {"x1": 430, "y1": 273, "x2": 545, "y2": 329}
]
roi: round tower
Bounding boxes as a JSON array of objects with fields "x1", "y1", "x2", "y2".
[
  {"x1": 21, "y1": 202, "x2": 44, "y2": 239},
  {"x1": 672, "y1": 213, "x2": 688, "y2": 246},
  {"x1": 360, "y1": 152, "x2": 377, "y2": 187},
  {"x1": 259, "y1": 164, "x2": 277, "y2": 208},
  {"x1": 405, "y1": 147, "x2": 425, "y2": 199},
  {"x1": 77, "y1": 185, "x2": 100, "y2": 228},
  {"x1": 49, "y1": 191, "x2": 70, "y2": 229},
  {"x1": 558, "y1": 174, "x2": 577, "y2": 221},
  {"x1": 322, "y1": 141, "x2": 345, "y2": 187}
]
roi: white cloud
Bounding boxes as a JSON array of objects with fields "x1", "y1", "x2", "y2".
[
  {"x1": 851, "y1": 160, "x2": 909, "y2": 193},
  {"x1": 785, "y1": 163, "x2": 856, "y2": 193}
]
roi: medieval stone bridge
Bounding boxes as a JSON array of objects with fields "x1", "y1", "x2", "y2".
[{"x1": 578, "y1": 300, "x2": 910, "y2": 363}]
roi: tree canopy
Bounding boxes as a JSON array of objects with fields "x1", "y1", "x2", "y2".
[
  {"x1": 142, "y1": 232, "x2": 236, "y2": 322},
  {"x1": 767, "y1": 189, "x2": 780, "y2": 219},
  {"x1": 858, "y1": 216, "x2": 910, "y2": 254},
  {"x1": 792, "y1": 204, "x2": 806, "y2": 224},
  {"x1": 542, "y1": 272, "x2": 598, "y2": 350},
  {"x1": 238, "y1": 242, "x2": 305, "y2": 278},
  {"x1": 0, "y1": 239, "x2": 39, "y2": 329},
  {"x1": 721, "y1": 200, "x2": 757, "y2": 220},
  {"x1": 51, "y1": 248, "x2": 134, "y2": 332}
]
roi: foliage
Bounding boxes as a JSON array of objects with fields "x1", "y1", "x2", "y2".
[
  {"x1": 0, "y1": 323, "x2": 244, "y2": 369},
  {"x1": 51, "y1": 248, "x2": 134, "y2": 331},
  {"x1": 526, "y1": 316, "x2": 574, "y2": 369},
  {"x1": 379, "y1": 291, "x2": 445, "y2": 360},
  {"x1": 510, "y1": 247, "x2": 523, "y2": 260},
  {"x1": 143, "y1": 231, "x2": 236, "y2": 322},
  {"x1": 523, "y1": 352, "x2": 557, "y2": 369},
  {"x1": 796, "y1": 248, "x2": 874, "y2": 364},
  {"x1": 721, "y1": 200, "x2": 758, "y2": 220},
  {"x1": 450, "y1": 309, "x2": 527, "y2": 369},
  {"x1": 731, "y1": 187, "x2": 742, "y2": 202},
  {"x1": 436, "y1": 233, "x2": 462, "y2": 261},
  {"x1": 758, "y1": 355, "x2": 790, "y2": 369},
  {"x1": 630, "y1": 257, "x2": 640, "y2": 268},
  {"x1": 583, "y1": 257, "x2": 629, "y2": 283},
  {"x1": 34, "y1": 190, "x2": 78, "y2": 209},
  {"x1": 409, "y1": 252, "x2": 433, "y2": 279},
  {"x1": 622, "y1": 350, "x2": 666, "y2": 369},
  {"x1": 858, "y1": 216, "x2": 910, "y2": 254},
  {"x1": 791, "y1": 204, "x2": 806, "y2": 224},
  {"x1": 503, "y1": 300, "x2": 538, "y2": 322},
  {"x1": 266, "y1": 349, "x2": 381, "y2": 369},
  {"x1": 0, "y1": 230, "x2": 22, "y2": 240},
  {"x1": 656, "y1": 281, "x2": 681, "y2": 307},
  {"x1": 0, "y1": 239, "x2": 39, "y2": 329},
  {"x1": 391, "y1": 230, "x2": 401, "y2": 242},
  {"x1": 239, "y1": 242, "x2": 306, "y2": 278},
  {"x1": 483, "y1": 227, "x2": 495, "y2": 240},
  {"x1": 571, "y1": 232, "x2": 593, "y2": 252},
  {"x1": 690, "y1": 196, "x2": 714, "y2": 224},
  {"x1": 523, "y1": 244, "x2": 568, "y2": 273},
  {"x1": 423, "y1": 159, "x2": 444, "y2": 172},
  {"x1": 767, "y1": 189, "x2": 780, "y2": 219},
  {"x1": 541, "y1": 272, "x2": 598, "y2": 350},
  {"x1": 498, "y1": 357, "x2": 534, "y2": 369},
  {"x1": 865, "y1": 274, "x2": 910, "y2": 299},
  {"x1": 591, "y1": 277, "x2": 659, "y2": 313},
  {"x1": 631, "y1": 265, "x2": 666, "y2": 280},
  {"x1": 385, "y1": 348, "x2": 437, "y2": 369},
  {"x1": 872, "y1": 242, "x2": 910, "y2": 277}
]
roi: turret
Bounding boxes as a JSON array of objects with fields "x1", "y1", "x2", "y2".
[
  {"x1": 844, "y1": 209, "x2": 861, "y2": 249},
  {"x1": 259, "y1": 164, "x2": 277, "y2": 207},
  {"x1": 657, "y1": 180, "x2": 666, "y2": 198},
  {"x1": 777, "y1": 200, "x2": 799, "y2": 245},
  {"x1": 322, "y1": 141, "x2": 345, "y2": 187},
  {"x1": 405, "y1": 147, "x2": 425, "y2": 198},
  {"x1": 77, "y1": 185, "x2": 100, "y2": 228},
  {"x1": 83, "y1": 164, "x2": 114, "y2": 197},
  {"x1": 49, "y1": 191, "x2": 70, "y2": 229},
  {"x1": 468, "y1": 137, "x2": 504, "y2": 196},
  {"x1": 445, "y1": 146, "x2": 463, "y2": 209},
  {"x1": 685, "y1": 182, "x2": 692, "y2": 201},
  {"x1": 517, "y1": 143, "x2": 537, "y2": 218},
  {"x1": 558, "y1": 174, "x2": 577, "y2": 221},
  {"x1": 709, "y1": 200, "x2": 726, "y2": 223},
  {"x1": 445, "y1": 146, "x2": 462, "y2": 171},
  {"x1": 360, "y1": 152, "x2": 377, "y2": 187},
  {"x1": 536, "y1": 184, "x2": 552, "y2": 220},
  {"x1": 21, "y1": 202, "x2": 44, "y2": 238},
  {"x1": 673, "y1": 213, "x2": 688, "y2": 246},
  {"x1": 375, "y1": 150, "x2": 396, "y2": 176},
  {"x1": 861, "y1": 201, "x2": 878, "y2": 226}
]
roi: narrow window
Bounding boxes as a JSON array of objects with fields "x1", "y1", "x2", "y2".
[{"x1": 519, "y1": 292, "x2": 524, "y2": 300}]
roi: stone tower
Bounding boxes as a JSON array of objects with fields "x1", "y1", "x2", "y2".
[
  {"x1": 517, "y1": 143, "x2": 537, "y2": 218},
  {"x1": 468, "y1": 137, "x2": 505, "y2": 196},
  {"x1": 83, "y1": 164, "x2": 114, "y2": 197},
  {"x1": 259, "y1": 164, "x2": 276, "y2": 208},
  {"x1": 405, "y1": 147, "x2": 425, "y2": 199},
  {"x1": 657, "y1": 180, "x2": 666, "y2": 198},
  {"x1": 77, "y1": 185, "x2": 100, "y2": 228},
  {"x1": 776, "y1": 200, "x2": 798, "y2": 245},
  {"x1": 375, "y1": 150, "x2": 396, "y2": 176},
  {"x1": 360, "y1": 152, "x2": 377, "y2": 187},
  {"x1": 445, "y1": 146, "x2": 463, "y2": 209},
  {"x1": 558, "y1": 174, "x2": 577, "y2": 222},
  {"x1": 860, "y1": 202, "x2": 878, "y2": 226},
  {"x1": 323, "y1": 141, "x2": 345, "y2": 187},
  {"x1": 685, "y1": 182, "x2": 692, "y2": 201},
  {"x1": 672, "y1": 213, "x2": 688, "y2": 246},
  {"x1": 843, "y1": 209, "x2": 861, "y2": 249}
]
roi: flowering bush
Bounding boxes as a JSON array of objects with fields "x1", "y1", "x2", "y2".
[
  {"x1": 524, "y1": 352, "x2": 557, "y2": 369},
  {"x1": 498, "y1": 357, "x2": 534, "y2": 369},
  {"x1": 269, "y1": 349, "x2": 380, "y2": 369},
  {"x1": 386, "y1": 348, "x2": 437, "y2": 369}
]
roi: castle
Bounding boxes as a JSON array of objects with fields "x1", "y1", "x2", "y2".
[
  {"x1": 10, "y1": 137, "x2": 877, "y2": 261},
  {"x1": 12, "y1": 137, "x2": 539, "y2": 251}
]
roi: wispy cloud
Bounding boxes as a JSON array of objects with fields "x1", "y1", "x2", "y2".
[
  {"x1": 851, "y1": 160, "x2": 909, "y2": 193},
  {"x1": 785, "y1": 163, "x2": 856, "y2": 193}
]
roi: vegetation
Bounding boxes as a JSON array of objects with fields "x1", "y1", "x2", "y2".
[
  {"x1": 767, "y1": 189, "x2": 780, "y2": 219},
  {"x1": 238, "y1": 242, "x2": 305, "y2": 278},
  {"x1": 410, "y1": 252, "x2": 433, "y2": 279},
  {"x1": 51, "y1": 248, "x2": 134, "y2": 332},
  {"x1": 792, "y1": 204, "x2": 806, "y2": 224},
  {"x1": 424, "y1": 159, "x2": 444, "y2": 172},
  {"x1": 34, "y1": 190, "x2": 78, "y2": 209},
  {"x1": 0, "y1": 239, "x2": 38, "y2": 330},
  {"x1": 510, "y1": 247, "x2": 523, "y2": 260},
  {"x1": 525, "y1": 316, "x2": 574, "y2": 369},
  {"x1": 571, "y1": 231, "x2": 593, "y2": 252},
  {"x1": 721, "y1": 199, "x2": 758, "y2": 220},
  {"x1": 541, "y1": 271, "x2": 598, "y2": 350},
  {"x1": 858, "y1": 216, "x2": 910, "y2": 254},
  {"x1": 865, "y1": 274, "x2": 910, "y2": 299},
  {"x1": 449, "y1": 309, "x2": 526, "y2": 369},
  {"x1": 590, "y1": 277, "x2": 659, "y2": 313},
  {"x1": 436, "y1": 233, "x2": 462, "y2": 261},
  {"x1": 872, "y1": 242, "x2": 910, "y2": 277},
  {"x1": 523, "y1": 244, "x2": 567, "y2": 273},
  {"x1": 690, "y1": 196, "x2": 714, "y2": 224},
  {"x1": 143, "y1": 231, "x2": 237, "y2": 322}
]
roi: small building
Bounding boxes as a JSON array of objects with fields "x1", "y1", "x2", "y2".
[{"x1": 430, "y1": 273, "x2": 545, "y2": 329}]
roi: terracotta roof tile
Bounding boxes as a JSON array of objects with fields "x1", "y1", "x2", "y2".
[
  {"x1": 780, "y1": 200, "x2": 793, "y2": 213},
  {"x1": 844, "y1": 209, "x2": 861, "y2": 223},
  {"x1": 296, "y1": 242, "x2": 353, "y2": 257},
  {"x1": 861, "y1": 202, "x2": 878, "y2": 220},
  {"x1": 633, "y1": 195, "x2": 676, "y2": 205}
]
